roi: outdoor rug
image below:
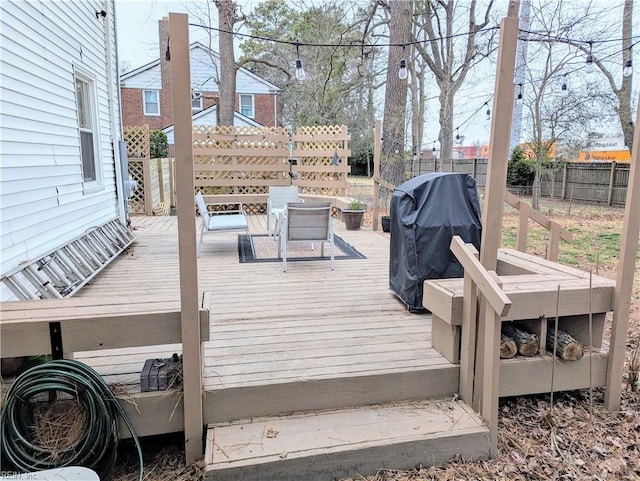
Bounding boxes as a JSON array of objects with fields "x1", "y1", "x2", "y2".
[{"x1": 238, "y1": 234, "x2": 366, "y2": 264}]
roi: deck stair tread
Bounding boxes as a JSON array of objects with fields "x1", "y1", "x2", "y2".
[{"x1": 204, "y1": 399, "x2": 489, "y2": 481}]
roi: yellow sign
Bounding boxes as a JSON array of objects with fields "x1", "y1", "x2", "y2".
[{"x1": 577, "y1": 150, "x2": 631, "y2": 162}]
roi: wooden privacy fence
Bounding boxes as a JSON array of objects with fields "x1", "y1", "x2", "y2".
[
  {"x1": 414, "y1": 158, "x2": 630, "y2": 207},
  {"x1": 193, "y1": 125, "x2": 351, "y2": 214}
]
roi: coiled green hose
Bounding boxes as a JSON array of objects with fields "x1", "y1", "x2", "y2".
[{"x1": 0, "y1": 359, "x2": 143, "y2": 480}]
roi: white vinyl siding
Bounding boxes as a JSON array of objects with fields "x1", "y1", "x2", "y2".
[
  {"x1": 143, "y1": 89, "x2": 160, "y2": 115},
  {"x1": 240, "y1": 94, "x2": 254, "y2": 118},
  {"x1": 0, "y1": 0, "x2": 121, "y2": 297}
]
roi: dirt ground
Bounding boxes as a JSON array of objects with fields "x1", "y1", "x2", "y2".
[{"x1": 112, "y1": 193, "x2": 640, "y2": 481}]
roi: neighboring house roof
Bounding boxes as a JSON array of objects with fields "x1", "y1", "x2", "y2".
[
  {"x1": 120, "y1": 42, "x2": 280, "y2": 93},
  {"x1": 163, "y1": 105, "x2": 263, "y2": 144}
]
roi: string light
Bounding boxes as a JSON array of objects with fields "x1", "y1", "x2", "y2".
[
  {"x1": 623, "y1": 46, "x2": 633, "y2": 77},
  {"x1": 398, "y1": 45, "x2": 408, "y2": 80},
  {"x1": 560, "y1": 74, "x2": 569, "y2": 96},
  {"x1": 295, "y1": 44, "x2": 306, "y2": 80},
  {"x1": 586, "y1": 41, "x2": 594, "y2": 72},
  {"x1": 455, "y1": 128, "x2": 460, "y2": 142},
  {"x1": 516, "y1": 83, "x2": 523, "y2": 105},
  {"x1": 485, "y1": 102, "x2": 491, "y2": 121}
]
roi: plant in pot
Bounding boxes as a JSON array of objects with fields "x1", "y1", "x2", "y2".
[{"x1": 343, "y1": 198, "x2": 366, "y2": 230}]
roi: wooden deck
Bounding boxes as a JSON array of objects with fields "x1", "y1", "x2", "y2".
[{"x1": 74, "y1": 215, "x2": 457, "y2": 431}]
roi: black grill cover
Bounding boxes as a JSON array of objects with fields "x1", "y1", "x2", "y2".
[{"x1": 389, "y1": 172, "x2": 482, "y2": 310}]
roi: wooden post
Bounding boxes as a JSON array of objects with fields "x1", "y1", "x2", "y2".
[
  {"x1": 372, "y1": 120, "x2": 381, "y2": 231},
  {"x1": 479, "y1": 15, "x2": 519, "y2": 270},
  {"x1": 516, "y1": 201, "x2": 528, "y2": 253},
  {"x1": 482, "y1": 271, "x2": 503, "y2": 457},
  {"x1": 169, "y1": 12, "x2": 203, "y2": 462},
  {"x1": 142, "y1": 157, "x2": 153, "y2": 215},
  {"x1": 607, "y1": 161, "x2": 617, "y2": 206},
  {"x1": 605, "y1": 100, "x2": 640, "y2": 410},
  {"x1": 561, "y1": 162, "x2": 567, "y2": 200},
  {"x1": 459, "y1": 246, "x2": 479, "y2": 404},
  {"x1": 158, "y1": 159, "x2": 165, "y2": 205}
]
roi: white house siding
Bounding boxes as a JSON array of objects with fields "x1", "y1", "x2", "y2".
[
  {"x1": 119, "y1": 62, "x2": 162, "y2": 89},
  {"x1": 0, "y1": 0, "x2": 122, "y2": 299},
  {"x1": 163, "y1": 107, "x2": 262, "y2": 145}
]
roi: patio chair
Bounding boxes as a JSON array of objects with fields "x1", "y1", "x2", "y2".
[
  {"x1": 267, "y1": 185, "x2": 300, "y2": 236},
  {"x1": 195, "y1": 192, "x2": 254, "y2": 257},
  {"x1": 277, "y1": 202, "x2": 334, "y2": 272}
]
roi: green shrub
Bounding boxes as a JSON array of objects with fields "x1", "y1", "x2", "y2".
[
  {"x1": 150, "y1": 130, "x2": 168, "y2": 158},
  {"x1": 507, "y1": 146, "x2": 535, "y2": 186}
]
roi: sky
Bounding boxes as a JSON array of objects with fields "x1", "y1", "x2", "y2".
[{"x1": 114, "y1": 1, "x2": 636, "y2": 149}]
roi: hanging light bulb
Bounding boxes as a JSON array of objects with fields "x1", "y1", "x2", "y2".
[
  {"x1": 398, "y1": 45, "x2": 408, "y2": 80},
  {"x1": 295, "y1": 44, "x2": 306, "y2": 80},
  {"x1": 432, "y1": 143, "x2": 436, "y2": 153},
  {"x1": 586, "y1": 41, "x2": 594, "y2": 73},
  {"x1": 455, "y1": 128, "x2": 460, "y2": 142},
  {"x1": 485, "y1": 102, "x2": 491, "y2": 121},
  {"x1": 516, "y1": 83, "x2": 523, "y2": 105},
  {"x1": 561, "y1": 75, "x2": 569, "y2": 97},
  {"x1": 623, "y1": 47, "x2": 633, "y2": 77}
]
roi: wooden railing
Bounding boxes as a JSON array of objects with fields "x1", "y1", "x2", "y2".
[
  {"x1": 504, "y1": 191, "x2": 573, "y2": 261},
  {"x1": 450, "y1": 236, "x2": 512, "y2": 457}
]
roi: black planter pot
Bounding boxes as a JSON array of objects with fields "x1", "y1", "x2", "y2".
[{"x1": 381, "y1": 216, "x2": 391, "y2": 232}]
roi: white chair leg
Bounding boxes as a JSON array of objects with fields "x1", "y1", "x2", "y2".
[{"x1": 330, "y1": 235, "x2": 335, "y2": 270}]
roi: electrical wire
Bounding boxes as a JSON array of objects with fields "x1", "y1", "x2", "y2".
[{"x1": 0, "y1": 359, "x2": 143, "y2": 481}]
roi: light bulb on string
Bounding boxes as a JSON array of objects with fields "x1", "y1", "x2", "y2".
[
  {"x1": 561, "y1": 75, "x2": 569, "y2": 97},
  {"x1": 623, "y1": 47, "x2": 633, "y2": 77},
  {"x1": 485, "y1": 102, "x2": 491, "y2": 121},
  {"x1": 398, "y1": 45, "x2": 408, "y2": 80},
  {"x1": 295, "y1": 44, "x2": 306, "y2": 80},
  {"x1": 586, "y1": 41, "x2": 594, "y2": 73},
  {"x1": 516, "y1": 83, "x2": 523, "y2": 105},
  {"x1": 455, "y1": 128, "x2": 460, "y2": 143}
]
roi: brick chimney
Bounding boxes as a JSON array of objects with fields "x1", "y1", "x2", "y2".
[{"x1": 159, "y1": 17, "x2": 173, "y2": 128}]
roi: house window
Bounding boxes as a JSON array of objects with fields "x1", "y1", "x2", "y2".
[
  {"x1": 192, "y1": 92, "x2": 203, "y2": 111},
  {"x1": 75, "y1": 76, "x2": 98, "y2": 183},
  {"x1": 143, "y1": 90, "x2": 160, "y2": 116},
  {"x1": 240, "y1": 94, "x2": 254, "y2": 118}
]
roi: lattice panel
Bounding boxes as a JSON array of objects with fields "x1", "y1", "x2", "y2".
[
  {"x1": 128, "y1": 160, "x2": 145, "y2": 214},
  {"x1": 124, "y1": 125, "x2": 150, "y2": 159}
]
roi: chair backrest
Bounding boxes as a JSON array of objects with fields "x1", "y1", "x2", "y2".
[
  {"x1": 268, "y1": 186, "x2": 299, "y2": 211},
  {"x1": 195, "y1": 192, "x2": 210, "y2": 224},
  {"x1": 286, "y1": 203, "x2": 332, "y2": 241}
]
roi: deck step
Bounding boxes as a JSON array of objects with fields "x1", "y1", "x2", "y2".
[{"x1": 204, "y1": 399, "x2": 490, "y2": 481}]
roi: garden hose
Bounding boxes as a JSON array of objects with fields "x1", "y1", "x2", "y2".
[{"x1": 0, "y1": 359, "x2": 143, "y2": 481}]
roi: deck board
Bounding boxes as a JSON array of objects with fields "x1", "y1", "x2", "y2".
[{"x1": 74, "y1": 214, "x2": 450, "y2": 422}]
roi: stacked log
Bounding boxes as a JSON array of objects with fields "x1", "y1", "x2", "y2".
[
  {"x1": 500, "y1": 334, "x2": 517, "y2": 359},
  {"x1": 546, "y1": 326, "x2": 584, "y2": 361},
  {"x1": 502, "y1": 323, "x2": 539, "y2": 356}
]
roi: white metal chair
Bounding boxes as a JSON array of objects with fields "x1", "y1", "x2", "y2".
[
  {"x1": 195, "y1": 192, "x2": 254, "y2": 257},
  {"x1": 267, "y1": 185, "x2": 300, "y2": 236},
  {"x1": 278, "y1": 202, "x2": 334, "y2": 272}
]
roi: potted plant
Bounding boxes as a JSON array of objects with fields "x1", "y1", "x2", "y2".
[{"x1": 343, "y1": 198, "x2": 366, "y2": 230}]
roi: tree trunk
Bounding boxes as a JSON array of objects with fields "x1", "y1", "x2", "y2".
[
  {"x1": 216, "y1": 0, "x2": 237, "y2": 126},
  {"x1": 546, "y1": 327, "x2": 584, "y2": 361},
  {"x1": 438, "y1": 83, "x2": 454, "y2": 170},
  {"x1": 617, "y1": 0, "x2": 634, "y2": 151},
  {"x1": 500, "y1": 334, "x2": 518, "y2": 359},
  {"x1": 502, "y1": 323, "x2": 539, "y2": 356},
  {"x1": 380, "y1": 0, "x2": 413, "y2": 188}
]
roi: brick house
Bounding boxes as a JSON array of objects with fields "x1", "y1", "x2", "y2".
[{"x1": 120, "y1": 18, "x2": 280, "y2": 131}]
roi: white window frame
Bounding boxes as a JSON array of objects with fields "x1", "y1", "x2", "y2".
[
  {"x1": 74, "y1": 72, "x2": 101, "y2": 186},
  {"x1": 191, "y1": 92, "x2": 203, "y2": 111},
  {"x1": 239, "y1": 94, "x2": 254, "y2": 118},
  {"x1": 143, "y1": 89, "x2": 160, "y2": 116}
]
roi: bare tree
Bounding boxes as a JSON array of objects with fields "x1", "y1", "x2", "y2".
[
  {"x1": 412, "y1": 0, "x2": 498, "y2": 164},
  {"x1": 380, "y1": 0, "x2": 413, "y2": 187},
  {"x1": 215, "y1": 0, "x2": 243, "y2": 126}
]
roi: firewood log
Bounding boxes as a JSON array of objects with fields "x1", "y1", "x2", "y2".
[
  {"x1": 546, "y1": 326, "x2": 584, "y2": 361},
  {"x1": 500, "y1": 334, "x2": 517, "y2": 359},
  {"x1": 502, "y1": 323, "x2": 539, "y2": 357}
]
